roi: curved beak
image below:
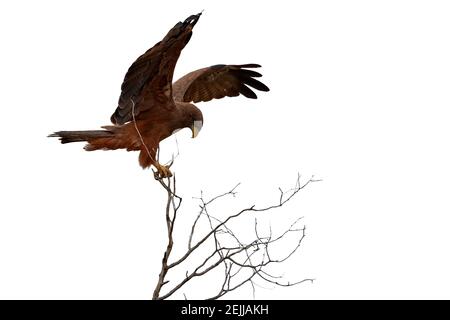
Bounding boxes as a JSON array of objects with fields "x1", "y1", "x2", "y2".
[{"x1": 191, "y1": 120, "x2": 203, "y2": 138}]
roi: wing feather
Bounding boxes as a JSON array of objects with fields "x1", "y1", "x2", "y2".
[
  {"x1": 110, "y1": 13, "x2": 202, "y2": 125},
  {"x1": 238, "y1": 76, "x2": 270, "y2": 92},
  {"x1": 172, "y1": 64, "x2": 269, "y2": 103},
  {"x1": 239, "y1": 84, "x2": 258, "y2": 99}
]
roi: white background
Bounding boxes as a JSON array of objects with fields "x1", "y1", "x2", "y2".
[{"x1": 1, "y1": 0, "x2": 450, "y2": 299}]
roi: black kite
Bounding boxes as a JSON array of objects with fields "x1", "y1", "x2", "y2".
[{"x1": 49, "y1": 13, "x2": 269, "y2": 178}]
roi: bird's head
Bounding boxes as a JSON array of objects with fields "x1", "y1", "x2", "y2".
[{"x1": 181, "y1": 103, "x2": 203, "y2": 138}]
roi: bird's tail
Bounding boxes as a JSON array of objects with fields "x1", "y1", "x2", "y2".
[
  {"x1": 48, "y1": 127, "x2": 130, "y2": 151},
  {"x1": 48, "y1": 130, "x2": 114, "y2": 144}
]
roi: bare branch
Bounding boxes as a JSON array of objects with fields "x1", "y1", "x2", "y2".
[
  {"x1": 151, "y1": 174, "x2": 319, "y2": 300},
  {"x1": 151, "y1": 176, "x2": 182, "y2": 299}
]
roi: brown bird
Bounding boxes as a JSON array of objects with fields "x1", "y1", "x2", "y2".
[{"x1": 49, "y1": 13, "x2": 269, "y2": 179}]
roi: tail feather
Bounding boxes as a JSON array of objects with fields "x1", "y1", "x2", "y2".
[{"x1": 48, "y1": 130, "x2": 114, "y2": 144}]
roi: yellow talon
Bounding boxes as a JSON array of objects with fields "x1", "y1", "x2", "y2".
[{"x1": 153, "y1": 163, "x2": 173, "y2": 180}]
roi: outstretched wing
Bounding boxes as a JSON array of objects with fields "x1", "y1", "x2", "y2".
[
  {"x1": 172, "y1": 64, "x2": 269, "y2": 103},
  {"x1": 110, "y1": 13, "x2": 202, "y2": 125}
]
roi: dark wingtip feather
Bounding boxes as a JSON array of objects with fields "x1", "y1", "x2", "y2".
[
  {"x1": 184, "y1": 12, "x2": 202, "y2": 27},
  {"x1": 239, "y1": 84, "x2": 258, "y2": 99},
  {"x1": 238, "y1": 64, "x2": 261, "y2": 69},
  {"x1": 238, "y1": 69, "x2": 263, "y2": 78},
  {"x1": 239, "y1": 75, "x2": 270, "y2": 92}
]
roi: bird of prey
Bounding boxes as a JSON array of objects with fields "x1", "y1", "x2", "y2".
[{"x1": 49, "y1": 13, "x2": 269, "y2": 178}]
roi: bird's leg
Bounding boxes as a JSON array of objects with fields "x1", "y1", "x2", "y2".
[{"x1": 153, "y1": 162, "x2": 173, "y2": 180}]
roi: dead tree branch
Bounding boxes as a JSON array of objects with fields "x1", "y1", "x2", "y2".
[{"x1": 151, "y1": 174, "x2": 319, "y2": 300}]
